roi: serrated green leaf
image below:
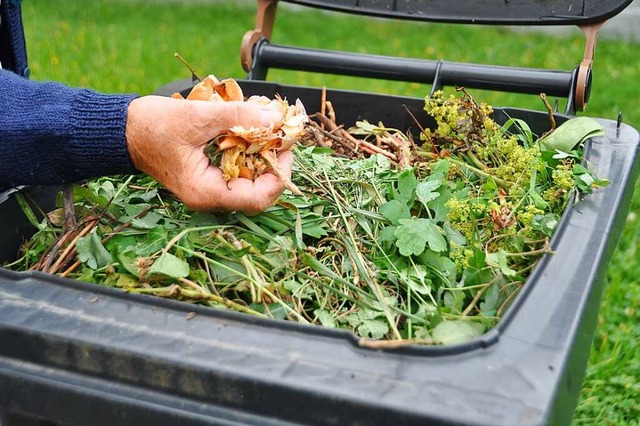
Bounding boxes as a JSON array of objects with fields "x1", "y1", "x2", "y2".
[
  {"x1": 486, "y1": 249, "x2": 517, "y2": 277},
  {"x1": 379, "y1": 200, "x2": 411, "y2": 225},
  {"x1": 395, "y1": 218, "x2": 447, "y2": 256},
  {"x1": 147, "y1": 252, "x2": 189, "y2": 279},
  {"x1": 395, "y1": 168, "x2": 418, "y2": 203},
  {"x1": 378, "y1": 225, "x2": 397, "y2": 243},
  {"x1": 131, "y1": 211, "x2": 163, "y2": 229},
  {"x1": 432, "y1": 320, "x2": 484, "y2": 344},
  {"x1": 358, "y1": 318, "x2": 389, "y2": 339},
  {"x1": 76, "y1": 229, "x2": 112, "y2": 270},
  {"x1": 480, "y1": 283, "x2": 500, "y2": 314},
  {"x1": 314, "y1": 309, "x2": 336, "y2": 328},
  {"x1": 462, "y1": 250, "x2": 493, "y2": 286},
  {"x1": 416, "y1": 179, "x2": 441, "y2": 207}
]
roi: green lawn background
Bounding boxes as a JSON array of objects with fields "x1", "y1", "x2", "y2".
[{"x1": 20, "y1": 1, "x2": 639, "y2": 424}]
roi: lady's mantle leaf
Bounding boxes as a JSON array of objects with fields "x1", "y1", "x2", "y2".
[
  {"x1": 416, "y1": 179, "x2": 441, "y2": 207},
  {"x1": 76, "y1": 230, "x2": 112, "y2": 269},
  {"x1": 148, "y1": 252, "x2": 190, "y2": 279},
  {"x1": 379, "y1": 200, "x2": 411, "y2": 226},
  {"x1": 313, "y1": 309, "x2": 336, "y2": 328},
  {"x1": 358, "y1": 319, "x2": 389, "y2": 339},
  {"x1": 393, "y1": 169, "x2": 418, "y2": 204},
  {"x1": 395, "y1": 218, "x2": 447, "y2": 256}
]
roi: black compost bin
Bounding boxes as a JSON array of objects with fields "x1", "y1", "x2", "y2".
[{"x1": 1, "y1": 1, "x2": 638, "y2": 425}]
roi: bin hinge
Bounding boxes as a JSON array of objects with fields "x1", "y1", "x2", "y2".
[
  {"x1": 574, "y1": 21, "x2": 604, "y2": 112},
  {"x1": 241, "y1": 0, "x2": 278, "y2": 73}
]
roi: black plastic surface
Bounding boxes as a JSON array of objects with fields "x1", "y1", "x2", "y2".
[
  {"x1": 1, "y1": 81, "x2": 639, "y2": 426},
  {"x1": 248, "y1": 39, "x2": 577, "y2": 106},
  {"x1": 282, "y1": 0, "x2": 634, "y2": 25}
]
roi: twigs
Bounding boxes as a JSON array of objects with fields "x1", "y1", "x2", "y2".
[
  {"x1": 174, "y1": 52, "x2": 202, "y2": 82},
  {"x1": 47, "y1": 218, "x2": 99, "y2": 274},
  {"x1": 540, "y1": 93, "x2": 556, "y2": 137},
  {"x1": 307, "y1": 113, "x2": 401, "y2": 164},
  {"x1": 358, "y1": 338, "x2": 440, "y2": 349}
]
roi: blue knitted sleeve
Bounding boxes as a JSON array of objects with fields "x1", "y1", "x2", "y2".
[{"x1": 0, "y1": 69, "x2": 139, "y2": 190}]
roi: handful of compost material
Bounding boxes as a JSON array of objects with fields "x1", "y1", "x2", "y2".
[{"x1": 172, "y1": 75, "x2": 308, "y2": 194}]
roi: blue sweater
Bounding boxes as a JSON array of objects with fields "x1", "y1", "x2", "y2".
[
  {"x1": 0, "y1": 1, "x2": 138, "y2": 191},
  {"x1": 0, "y1": 70, "x2": 138, "y2": 190}
]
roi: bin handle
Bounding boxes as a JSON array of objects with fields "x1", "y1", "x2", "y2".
[
  {"x1": 574, "y1": 21, "x2": 605, "y2": 112},
  {"x1": 241, "y1": 0, "x2": 278, "y2": 72},
  {"x1": 241, "y1": 1, "x2": 604, "y2": 115}
]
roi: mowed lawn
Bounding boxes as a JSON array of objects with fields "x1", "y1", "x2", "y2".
[{"x1": 21, "y1": 1, "x2": 640, "y2": 424}]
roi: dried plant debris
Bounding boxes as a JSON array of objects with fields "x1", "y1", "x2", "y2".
[
  {"x1": 174, "y1": 75, "x2": 308, "y2": 194},
  {"x1": 7, "y1": 89, "x2": 608, "y2": 346}
]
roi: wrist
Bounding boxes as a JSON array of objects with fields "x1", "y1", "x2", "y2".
[{"x1": 125, "y1": 97, "x2": 146, "y2": 172}]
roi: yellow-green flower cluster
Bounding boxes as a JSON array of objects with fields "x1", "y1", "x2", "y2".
[
  {"x1": 449, "y1": 242, "x2": 474, "y2": 270},
  {"x1": 482, "y1": 117, "x2": 499, "y2": 134},
  {"x1": 539, "y1": 163, "x2": 575, "y2": 206},
  {"x1": 477, "y1": 135, "x2": 539, "y2": 186},
  {"x1": 517, "y1": 204, "x2": 545, "y2": 228},
  {"x1": 445, "y1": 197, "x2": 489, "y2": 242},
  {"x1": 424, "y1": 91, "x2": 485, "y2": 140},
  {"x1": 552, "y1": 163, "x2": 574, "y2": 192}
]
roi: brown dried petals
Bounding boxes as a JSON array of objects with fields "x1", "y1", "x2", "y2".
[{"x1": 175, "y1": 76, "x2": 307, "y2": 194}]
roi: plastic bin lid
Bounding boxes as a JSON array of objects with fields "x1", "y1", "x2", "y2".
[{"x1": 281, "y1": 0, "x2": 633, "y2": 25}]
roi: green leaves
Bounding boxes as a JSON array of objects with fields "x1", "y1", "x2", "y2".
[
  {"x1": 501, "y1": 117, "x2": 534, "y2": 146},
  {"x1": 148, "y1": 252, "x2": 190, "y2": 279},
  {"x1": 393, "y1": 168, "x2": 419, "y2": 204},
  {"x1": 77, "y1": 230, "x2": 112, "y2": 269},
  {"x1": 416, "y1": 179, "x2": 441, "y2": 206},
  {"x1": 10, "y1": 88, "x2": 608, "y2": 347},
  {"x1": 486, "y1": 249, "x2": 517, "y2": 277},
  {"x1": 395, "y1": 218, "x2": 447, "y2": 256},
  {"x1": 432, "y1": 320, "x2": 484, "y2": 345},
  {"x1": 539, "y1": 117, "x2": 605, "y2": 153},
  {"x1": 573, "y1": 164, "x2": 610, "y2": 194},
  {"x1": 379, "y1": 200, "x2": 411, "y2": 225}
]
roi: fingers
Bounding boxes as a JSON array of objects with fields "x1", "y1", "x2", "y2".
[
  {"x1": 275, "y1": 150, "x2": 293, "y2": 180},
  {"x1": 181, "y1": 171, "x2": 281, "y2": 214},
  {"x1": 195, "y1": 101, "x2": 284, "y2": 141},
  {"x1": 179, "y1": 151, "x2": 295, "y2": 214}
]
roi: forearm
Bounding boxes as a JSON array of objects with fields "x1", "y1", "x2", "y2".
[{"x1": 0, "y1": 69, "x2": 139, "y2": 190}]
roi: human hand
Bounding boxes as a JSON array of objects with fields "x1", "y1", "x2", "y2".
[{"x1": 125, "y1": 95, "x2": 292, "y2": 214}]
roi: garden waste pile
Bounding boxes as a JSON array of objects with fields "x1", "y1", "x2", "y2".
[{"x1": 7, "y1": 80, "x2": 608, "y2": 346}]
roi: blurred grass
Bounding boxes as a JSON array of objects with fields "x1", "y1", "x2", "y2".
[{"x1": 21, "y1": 1, "x2": 639, "y2": 424}]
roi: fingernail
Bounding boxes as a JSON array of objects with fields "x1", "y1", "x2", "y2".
[{"x1": 261, "y1": 110, "x2": 283, "y2": 127}]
